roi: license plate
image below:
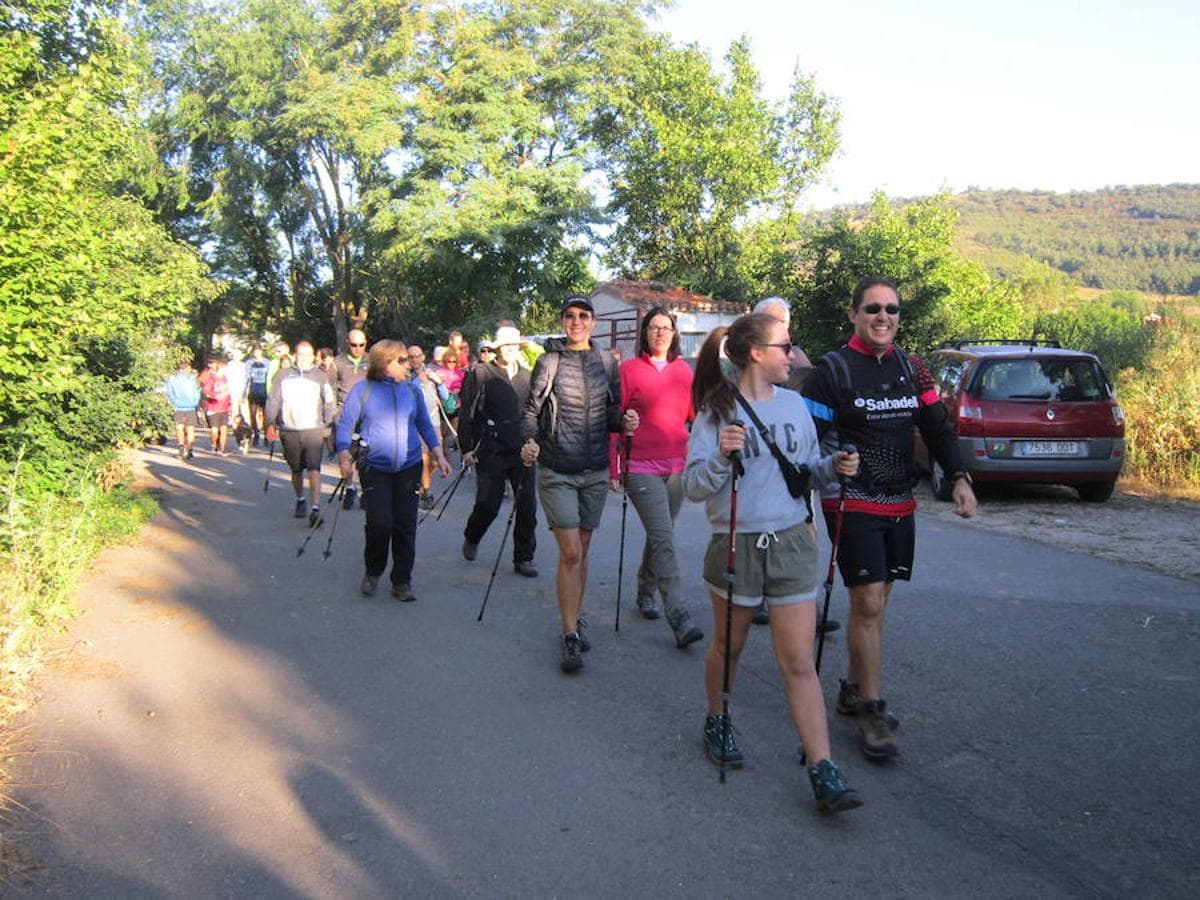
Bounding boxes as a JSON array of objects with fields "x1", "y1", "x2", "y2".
[{"x1": 1021, "y1": 440, "x2": 1079, "y2": 456}]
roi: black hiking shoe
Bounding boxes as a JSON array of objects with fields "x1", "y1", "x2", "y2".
[
  {"x1": 308, "y1": 507, "x2": 321, "y2": 527},
  {"x1": 342, "y1": 486, "x2": 357, "y2": 511},
  {"x1": 513, "y1": 560, "x2": 538, "y2": 577},
  {"x1": 858, "y1": 699, "x2": 900, "y2": 761},
  {"x1": 462, "y1": 537, "x2": 478, "y2": 561},
  {"x1": 703, "y1": 713, "x2": 743, "y2": 768},
  {"x1": 575, "y1": 615, "x2": 591, "y2": 652},
  {"x1": 560, "y1": 633, "x2": 584, "y2": 673},
  {"x1": 392, "y1": 582, "x2": 417, "y2": 602},
  {"x1": 419, "y1": 490, "x2": 435, "y2": 511},
  {"x1": 186, "y1": 448, "x2": 194, "y2": 460},
  {"x1": 837, "y1": 679, "x2": 900, "y2": 730},
  {"x1": 808, "y1": 759, "x2": 863, "y2": 814},
  {"x1": 360, "y1": 574, "x2": 379, "y2": 596},
  {"x1": 294, "y1": 497, "x2": 307, "y2": 518},
  {"x1": 752, "y1": 602, "x2": 769, "y2": 625},
  {"x1": 637, "y1": 594, "x2": 662, "y2": 620}
]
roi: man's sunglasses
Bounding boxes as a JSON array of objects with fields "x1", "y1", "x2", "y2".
[
  {"x1": 861, "y1": 303, "x2": 900, "y2": 315},
  {"x1": 349, "y1": 341, "x2": 366, "y2": 347}
]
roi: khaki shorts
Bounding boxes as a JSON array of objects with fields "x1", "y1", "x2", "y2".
[
  {"x1": 538, "y1": 466, "x2": 609, "y2": 531},
  {"x1": 702, "y1": 522, "x2": 819, "y2": 607}
]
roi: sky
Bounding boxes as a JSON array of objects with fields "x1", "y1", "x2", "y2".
[{"x1": 654, "y1": 0, "x2": 1198, "y2": 209}]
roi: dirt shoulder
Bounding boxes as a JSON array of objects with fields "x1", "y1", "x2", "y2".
[{"x1": 916, "y1": 479, "x2": 1200, "y2": 583}]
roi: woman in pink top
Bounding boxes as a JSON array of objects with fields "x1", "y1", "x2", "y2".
[{"x1": 610, "y1": 306, "x2": 703, "y2": 649}]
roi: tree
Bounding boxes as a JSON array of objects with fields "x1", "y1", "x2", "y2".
[
  {"x1": 1, "y1": 3, "x2": 215, "y2": 487},
  {"x1": 598, "y1": 36, "x2": 840, "y2": 299}
]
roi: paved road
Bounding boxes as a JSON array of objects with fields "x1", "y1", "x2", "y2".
[{"x1": 6, "y1": 444, "x2": 1198, "y2": 897}]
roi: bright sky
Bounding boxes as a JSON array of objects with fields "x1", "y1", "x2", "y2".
[{"x1": 654, "y1": 0, "x2": 1199, "y2": 209}]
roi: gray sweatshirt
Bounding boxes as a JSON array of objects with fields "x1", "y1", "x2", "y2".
[{"x1": 683, "y1": 386, "x2": 839, "y2": 534}]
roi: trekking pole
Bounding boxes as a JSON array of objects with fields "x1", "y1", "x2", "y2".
[
  {"x1": 434, "y1": 463, "x2": 469, "y2": 522},
  {"x1": 297, "y1": 478, "x2": 344, "y2": 558},
  {"x1": 262, "y1": 441, "x2": 276, "y2": 492},
  {"x1": 719, "y1": 421, "x2": 746, "y2": 785},
  {"x1": 476, "y1": 477, "x2": 522, "y2": 623},
  {"x1": 614, "y1": 433, "x2": 632, "y2": 633},
  {"x1": 322, "y1": 477, "x2": 351, "y2": 560},
  {"x1": 419, "y1": 463, "x2": 468, "y2": 525},
  {"x1": 815, "y1": 443, "x2": 856, "y2": 676}
]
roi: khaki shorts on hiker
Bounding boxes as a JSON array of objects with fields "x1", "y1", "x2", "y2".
[
  {"x1": 702, "y1": 522, "x2": 819, "y2": 607},
  {"x1": 538, "y1": 466, "x2": 609, "y2": 531}
]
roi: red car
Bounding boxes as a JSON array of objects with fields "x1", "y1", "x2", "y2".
[{"x1": 914, "y1": 340, "x2": 1125, "y2": 502}]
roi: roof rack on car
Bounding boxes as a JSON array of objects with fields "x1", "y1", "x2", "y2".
[{"x1": 938, "y1": 338, "x2": 1062, "y2": 349}]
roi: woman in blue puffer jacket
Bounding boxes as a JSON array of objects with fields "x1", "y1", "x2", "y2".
[{"x1": 336, "y1": 340, "x2": 451, "y2": 603}]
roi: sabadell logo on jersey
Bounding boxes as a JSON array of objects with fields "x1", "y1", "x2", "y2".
[{"x1": 854, "y1": 395, "x2": 918, "y2": 411}]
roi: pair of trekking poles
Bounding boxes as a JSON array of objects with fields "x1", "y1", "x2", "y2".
[
  {"x1": 716, "y1": 434, "x2": 856, "y2": 782},
  {"x1": 261, "y1": 439, "x2": 360, "y2": 561},
  {"x1": 478, "y1": 433, "x2": 637, "y2": 626}
]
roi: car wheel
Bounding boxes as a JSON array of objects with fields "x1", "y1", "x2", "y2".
[
  {"x1": 1077, "y1": 481, "x2": 1115, "y2": 502},
  {"x1": 930, "y1": 460, "x2": 955, "y2": 501}
]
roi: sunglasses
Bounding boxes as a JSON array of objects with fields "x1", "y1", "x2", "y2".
[
  {"x1": 758, "y1": 341, "x2": 793, "y2": 352},
  {"x1": 861, "y1": 303, "x2": 900, "y2": 315},
  {"x1": 562, "y1": 312, "x2": 592, "y2": 322},
  {"x1": 349, "y1": 342, "x2": 366, "y2": 347}
]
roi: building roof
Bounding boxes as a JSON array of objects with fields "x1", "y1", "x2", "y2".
[{"x1": 590, "y1": 280, "x2": 747, "y2": 316}]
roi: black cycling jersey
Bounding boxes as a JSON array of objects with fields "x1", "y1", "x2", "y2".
[{"x1": 802, "y1": 336, "x2": 964, "y2": 515}]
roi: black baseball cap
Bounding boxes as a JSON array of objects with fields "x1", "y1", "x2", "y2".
[{"x1": 561, "y1": 295, "x2": 594, "y2": 314}]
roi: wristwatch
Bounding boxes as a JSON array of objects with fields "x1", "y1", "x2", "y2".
[{"x1": 950, "y1": 470, "x2": 973, "y2": 486}]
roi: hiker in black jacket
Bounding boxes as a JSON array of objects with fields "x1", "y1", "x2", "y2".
[
  {"x1": 459, "y1": 327, "x2": 538, "y2": 578},
  {"x1": 521, "y1": 297, "x2": 638, "y2": 673}
]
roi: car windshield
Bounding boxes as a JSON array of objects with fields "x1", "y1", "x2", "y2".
[{"x1": 973, "y1": 359, "x2": 1109, "y2": 402}]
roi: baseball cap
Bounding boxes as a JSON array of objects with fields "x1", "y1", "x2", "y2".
[{"x1": 561, "y1": 295, "x2": 594, "y2": 315}]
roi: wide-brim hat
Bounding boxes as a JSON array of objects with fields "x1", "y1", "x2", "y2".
[{"x1": 494, "y1": 325, "x2": 522, "y2": 346}]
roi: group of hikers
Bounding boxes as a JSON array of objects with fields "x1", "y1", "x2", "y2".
[{"x1": 164, "y1": 276, "x2": 978, "y2": 815}]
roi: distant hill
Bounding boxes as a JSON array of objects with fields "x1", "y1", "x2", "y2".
[{"x1": 950, "y1": 184, "x2": 1200, "y2": 295}]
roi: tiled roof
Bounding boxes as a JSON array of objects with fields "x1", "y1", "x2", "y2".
[{"x1": 590, "y1": 280, "x2": 747, "y2": 315}]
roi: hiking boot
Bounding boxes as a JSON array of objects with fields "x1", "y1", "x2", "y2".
[
  {"x1": 808, "y1": 759, "x2": 863, "y2": 814},
  {"x1": 392, "y1": 582, "x2": 417, "y2": 602},
  {"x1": 672, "y1": 616, "x2": 704, "y2": 649},
  {"x1": 513, "y1": 560, "x2": 538, "y2": 577},
  {"x1": 308, "y1": 507, "x2": 321, "y2": 527},
  {"x1": 575, "y1": 615, "x2": 591, "y2": 652},
  {"x1": 462, "y1": 537, "x2": 478, "y2": 561},
  {"x1": 294, "y1": 497, "x2": 308, "y2": 518},
  {"x1": 177, "y1": 445, "x2": 186, "y2": 460},
  {"x1": 837, "y1": 680, "x2": 900, "y2": 730},
  {"x1": 560, "y1": 633, "x2": 584, "y2": 673},
  {"x1": 419, "y1": 490, "x2": 435, "y2": 511},
  {"x1": 702, "y1": 713, "x2": 743, "y2": 768},
  {"x1": 818, "y1": 617, "x2": 841, "y2": 634},
  {"x1": 636, "y1": 594, "x2": 662, "y2": 620},
  {"x1": 858, "y1": 699, "x2": 900, "y2": 761},
  {"x1": 186, "y1": 448, "x2": 194, "y2": 460},
  {"x1": 360, "y1": 574, "x2": 379, "y2": 596},
  {"x1": 342, "y1": 486, "x2": 357, "y2": 511},
  {"x1": 752, "y1": 602, "x2": 769, "y2": 625}
]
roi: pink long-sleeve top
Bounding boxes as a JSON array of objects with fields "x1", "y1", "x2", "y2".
[{"x1": 609, "y1": 354, "x2": 695, "y2": 479}]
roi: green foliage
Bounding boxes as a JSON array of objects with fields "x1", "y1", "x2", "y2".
[
  {"x1": 599, "y1": 36, "x2": 839, "y2": 298},
  {"x1": 771, "y1": 194, "x2": 1031, "y2": 356},
  {"x1": 1034, "y1": 301, "x2": 1155, "y2": 373},
  {"x1": 1, "y1": 6, "x2": 213, "y2": 486},
  {"x1": 1, "y1": 451, "x2": 158, "y2": 718},
  {"x1": 954, "y1": 185, "x2": 1200, "y2": 294},
  {"x1": 1116, "y1": 323, "x2": 1200, "y2": 487}
]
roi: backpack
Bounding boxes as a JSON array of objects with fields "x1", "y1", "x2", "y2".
[
  {"x1": 533, "y1": 347, "x2": 618, "y2": 436},
  {"x1": 819, "y1": 345, "x2": 916, "y2": 405}
]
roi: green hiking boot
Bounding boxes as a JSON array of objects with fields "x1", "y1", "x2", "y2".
[
  {"x1": 807, "y1": 759, "x2": 863, "y2": 814},
  {"x1": 703, "y1": 713, "x2": 743, "y2": 769}
]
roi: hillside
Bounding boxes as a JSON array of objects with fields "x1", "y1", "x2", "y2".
[{"x1": 950, "y1": 184, "x2": 1200, "y2": 294}]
